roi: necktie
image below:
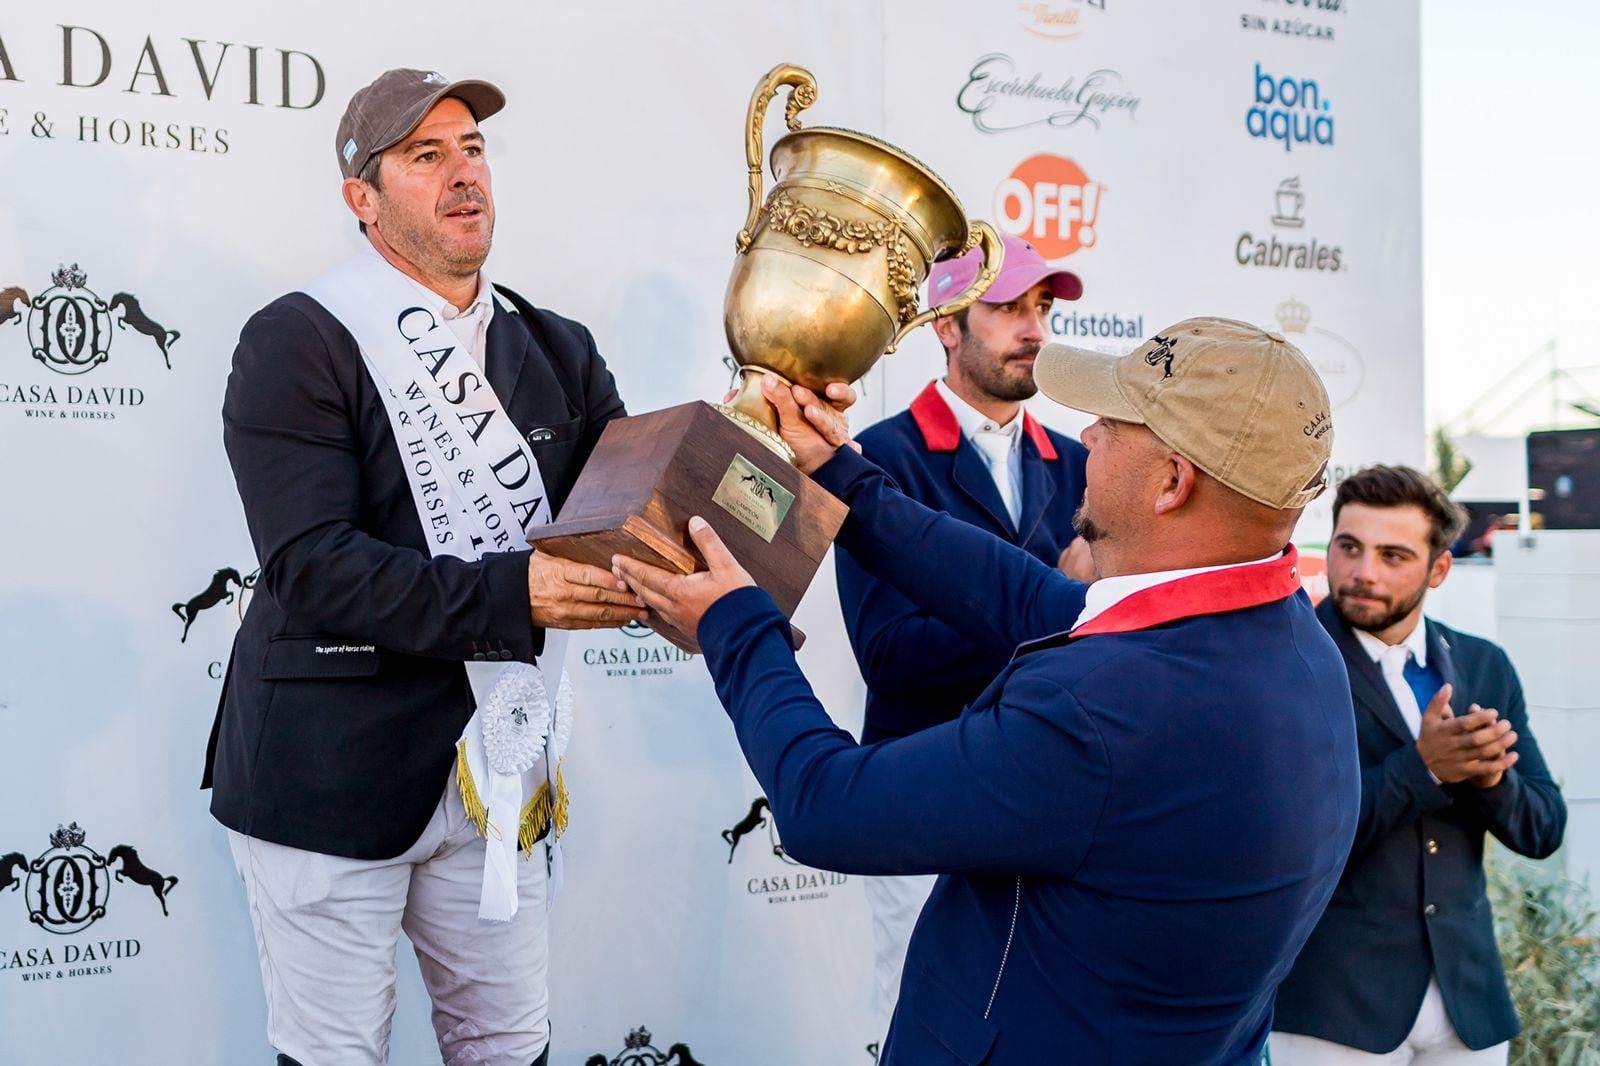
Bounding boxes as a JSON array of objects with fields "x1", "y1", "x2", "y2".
[
  {"x1": 972, "y1": 430, "x2": 1019, "y2": 525},
  {"x1": 1380, "y1": 645, "x2": 1424, "y2": 738}
]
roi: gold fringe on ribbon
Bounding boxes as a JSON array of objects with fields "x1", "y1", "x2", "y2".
[{"x1": 456, "y1": 742, "x2": 569, "y2": 860}]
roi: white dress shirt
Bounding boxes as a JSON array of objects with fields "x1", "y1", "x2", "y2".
[
  {"x1": 1353, "y1": 621, "x2": 1431, "y2": 739},
  {"x1": 934, "y1": 378, "x2": 1023, "y2": 525}
]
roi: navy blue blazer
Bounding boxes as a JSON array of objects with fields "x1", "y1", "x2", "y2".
[
  {"x1": 697, "y1": 447, "x2": 1359, "y2": 1065},
  {"x1": 1273, "y1": 600, "x2": 1566, "y2": 1052},
  {"x1": 838, "y1": 382, "x2": 1087, "y2": 743},
  {"x1": 204, "y1": 285, "x2": 625, "y2": 860}
]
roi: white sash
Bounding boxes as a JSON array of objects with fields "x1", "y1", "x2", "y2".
[{"x1": 303, "y1": 253, "x2": 573, "y2": 921}]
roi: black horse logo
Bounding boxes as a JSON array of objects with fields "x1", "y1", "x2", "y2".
[
  {"x1": 664, "y1": 1046, "x2": 706, "y2": 1066},
  {"x1": 108, "y1": 293, "x2": 180, "y2": 370},
  {"x1": 106, "y1": 845, "x2": 178, "y2": 917},
  {"x1": 1144, "y1": 334, "x2": 1177, "y2": 379},
  {"x1": 0, "y1": 286, "x2": 27, "y2": 326},
  {"x1": 739, "y1": 473, "x2": 777, "y2": 506},
  {"x1": 0, "y1": 852, "x2": 26, "y2": 893},
  {"x1": 721, "y1": 797, "x2": 770, "y2": 863},
  {"x1": 173, "y1": 567, "x2": 256, "y2": 642}
]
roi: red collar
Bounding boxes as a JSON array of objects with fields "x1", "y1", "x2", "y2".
[
  {"x1": 1071, "y1": 548, "x2": 1303, "y2": 639},
  {"x1": 909, "y1": 381, "x2": 1058, "y2": 461}
]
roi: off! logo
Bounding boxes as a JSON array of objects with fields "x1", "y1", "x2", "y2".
[{"x1": 993, "y1": 154, "x2": 1104, "y2": 260}]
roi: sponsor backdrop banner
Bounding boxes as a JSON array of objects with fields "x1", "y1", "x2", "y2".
[{"x1": 0, "y1": 1, "x2": 1417, "y2": 1063}]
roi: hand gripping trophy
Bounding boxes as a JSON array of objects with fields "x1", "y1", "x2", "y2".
[{"x1": 530, "y1": 64, "x2": 1002, "y2": 650}]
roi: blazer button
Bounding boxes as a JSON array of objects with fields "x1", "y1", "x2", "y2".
[
  {"x1": 1427, "y1": 839, "x2": 1439, "y2": 855},
  {"x1": 1424, "y1": 903, "x2": 1437, "y2": 917}
]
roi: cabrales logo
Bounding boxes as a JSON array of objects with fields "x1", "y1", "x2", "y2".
[
  {"x1": 1, "y1": 822, "x2": 176, "y2": 984},
  {"x1": 1235, "y1": 177, "x2": 1345, "y2": 273},
  {"x1": 1246, "y1": 63, "x2": 1334, "y2": 152},
  {"x1": 1016, "y1": 1, "x2": 1108, "y2": 40},
  {"x1": 994, "y1": 154, "x2": 1104, "y2": 260},
  {"x1": 721, "y1": 796, "x2": 848, "y2": 905},
  {"x1": 957, "y1": 54, "x2": 1140, "y2": 135},
  {"x1": 1241, "y1": 0, "x2": 1342, "y2": 42}
]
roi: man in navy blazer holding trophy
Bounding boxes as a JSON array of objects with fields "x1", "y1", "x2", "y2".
[{"x1": 616, "y1": 318, "x2": 1361, "y2": 1064}]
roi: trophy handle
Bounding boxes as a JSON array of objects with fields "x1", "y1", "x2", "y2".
[
  {"x1": 885, "y1": 221, "x2": 1005, "y2": 354},
  {"x1": 735, "y1": 64, "x2": 819, "y2": 254}
]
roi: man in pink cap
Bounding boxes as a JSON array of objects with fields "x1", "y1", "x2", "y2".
[{"x1": 833, "y1": 233, "x2": 1088, "y2": 1038}]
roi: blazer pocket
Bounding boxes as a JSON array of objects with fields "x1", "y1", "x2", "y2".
[
  {"x1": 261, "y1": 635, "x2": 381, "y2": 680},
  {"x1": 522, "y1": 415, "x2": 583, "y2": 447},
  {"x1": 906, "y1": 968, "x2": 999, "y2": 1064}
]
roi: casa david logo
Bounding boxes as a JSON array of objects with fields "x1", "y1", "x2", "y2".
[
  {"x1": 173, "y1": 566, "x2": 259, "y2": 643},
  {"x1": 1246, "y1": 63, "x2": 1334, "y2": 152},
  {"x1": 957, "y1": 54, "x2": 1140, "y2": 135},
  {"x1": 1274, "y1": 297, "x2": 1363, "y2": 409},
  {"x1": 581, "y1": 622, "x2": 696, "y2": 678},
  {"x1": 993, "y1": 154, "x2": 1104, "y2": 260},
  {"x1": 1236, "y1": 177, "x2": 1345, "y2": 273},
  {"x1": 1016, "y1": 0, "x2": 1108, "y2": 40},
  {"x1": 721, "y1": 797, "x2": 847, "y2": 905},
  {"x1": 1, "y1": 823, "x2": 176, "y2": 984},
  {"x1": 2, "y1": 264, "x2": 178, "y2": 376},
  {"x1": 583, "y1": 1026, "x2": 705, "y2": 1066}
]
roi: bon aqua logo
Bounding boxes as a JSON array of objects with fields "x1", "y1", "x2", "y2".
[{"x1": 1246, "y1": 63, "x2": 1334, "y2": 152}]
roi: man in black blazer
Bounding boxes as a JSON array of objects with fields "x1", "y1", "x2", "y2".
[
  {"x1": 1272, "y1": 466, "x2": 1566, "y2": 1064},
  {"x1": 204, "y1": 69, "x2": 644, "y2": 1066}
]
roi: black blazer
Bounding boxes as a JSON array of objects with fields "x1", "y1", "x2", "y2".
[
  {"x1": 1273, "y1": 599, "x2": 1566, "y2": 1052},
  {"x1": 203, "y1": 285, "x2": 625, "y2": 860}
]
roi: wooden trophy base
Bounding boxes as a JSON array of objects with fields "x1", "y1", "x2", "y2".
[{"x1": 527, "y1": 401, "x2": 848, "y2": 652}]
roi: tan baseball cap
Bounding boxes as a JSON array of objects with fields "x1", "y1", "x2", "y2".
[
  {"x1": 1033, "y1": 317, "x2": 1333, "y2": 510},
  {"x1": 335, "y1": 68, "x2": 505, "y2": 180}
]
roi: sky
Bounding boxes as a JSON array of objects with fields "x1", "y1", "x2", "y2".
[{"x1": 1420, "y1": 0, "x2": 1600, "y2": 432}]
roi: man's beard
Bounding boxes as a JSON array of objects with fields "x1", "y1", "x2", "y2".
[
  {"x1": 1333, "y1": 579, "x2": 1428, "y2": 634},
  {"x1": 377, "y1": 189, "x2": 492, "y2": 276},
  {"x1": 955, "y1": 335, "x2": 1040, "y2": 404},
  {"x1": 1073, "y1": 499, "x2": 1105, "y2": 543}
]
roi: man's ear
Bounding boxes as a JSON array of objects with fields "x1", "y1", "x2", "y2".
[
  {"x1": 1152, "y1": 453, "x2": 1198, "y2": 516},
  {"x1": 1428, "y1": 550, "x2": 1453, "y2": 590},
  {"x1": 342, "y1": 177, "x2": 380, "y2": 229},
  {"x1": 931, "y1": 314, "x2": 961, "y2": 352}
]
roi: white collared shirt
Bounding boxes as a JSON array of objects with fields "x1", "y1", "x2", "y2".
[
  {"x1": 935, "y1": 378, "x2": 1023, "y2": 524},
  {"x1": 364, "y1": 245, "x2": 495, "y2": 371},
  {"x1": 1352, "y1": 618, "x2": 1438, "y2": 761},
  {"x1": 1073, "y1": 553, "x2": 1283, "y2": 630},
  {"x1": 1351, "y1": 617, "x2": 1429, "y2": 671}
]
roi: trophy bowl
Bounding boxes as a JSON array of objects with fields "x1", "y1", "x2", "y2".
[
  {"x1": 720, "y1": 64, "x2": 1003, "y2": 457},
  {"x1": 527, "y1": 63, "x2": 1001, "y2": 651}
]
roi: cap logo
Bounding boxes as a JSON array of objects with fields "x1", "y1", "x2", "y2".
[
  {"x1": 424, "y1": 71, "x2": 449, "y2": 85},
  {"x1": 1302, "y1": 410, "x2": 1331, "y2": 440},
  {"x1": 936, "y1": 274, "x2": 955, "y2": 292},
  {"x1": 342, "y1": 138, "x2": 358, "y2": 164},
  {"x1": 1144, "y1": 334, "x2": 1177, "y2": 379}
]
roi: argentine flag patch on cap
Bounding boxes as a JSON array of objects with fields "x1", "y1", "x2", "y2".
[{"x1": 342, "y1": 138, "x2": 358, "y2": 164}]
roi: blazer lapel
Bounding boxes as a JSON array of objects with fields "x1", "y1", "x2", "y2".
[
  {"x1": 1015, "y1": 433, "x2": 1057, "y2": 549},
  {"x1": 951, "y1": 438, "x2": 1017, "y2": 538},
  {"x1": 1317, "y1": 600, "x2": 1415, "y2": 747},
  {"x1": 1425, "y1": 619, "x2": 1458, "y2": 697},
  {"x1": 484, "y1": 300, "x2": 532, "y2": 410}
]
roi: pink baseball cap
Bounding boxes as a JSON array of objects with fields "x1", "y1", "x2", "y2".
[{"x1": 928, "y1": 233, "x2": 1084, "y2": 306}]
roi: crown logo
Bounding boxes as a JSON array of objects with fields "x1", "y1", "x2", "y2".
[
  {"x1": 50, "y1": 263, "x2": 88, "y2": 290},
  {"x1": 624, "y1": 1027, "x2": 653, "y2": 1049},
  {"x1": 1276, "y1": 296, "x2": 1312, "y2": 334},
  {"x1": 49, "y1": 822, "x2": 87, "y2": 849}
]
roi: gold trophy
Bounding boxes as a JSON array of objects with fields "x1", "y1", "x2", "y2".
[{"x1": 529, "y1": 63, "x2": 1002, "y2": 651}]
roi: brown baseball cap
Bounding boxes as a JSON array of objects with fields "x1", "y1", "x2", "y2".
[
  {"x1": 335, "y1": 68, "x2": 506, "y2": 180},
  {"x1": 1033, "y1": 317, "x2": 1333, "y2": 510}
]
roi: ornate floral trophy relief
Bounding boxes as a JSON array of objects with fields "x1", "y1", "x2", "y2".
[{"x1": 528, "y1": 63, "x2": 1002, "y2": 652}]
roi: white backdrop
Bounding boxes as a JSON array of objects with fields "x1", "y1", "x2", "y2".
[{"x1": 0, "y1": 3, "x2": 1420, "y2": 1063}]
